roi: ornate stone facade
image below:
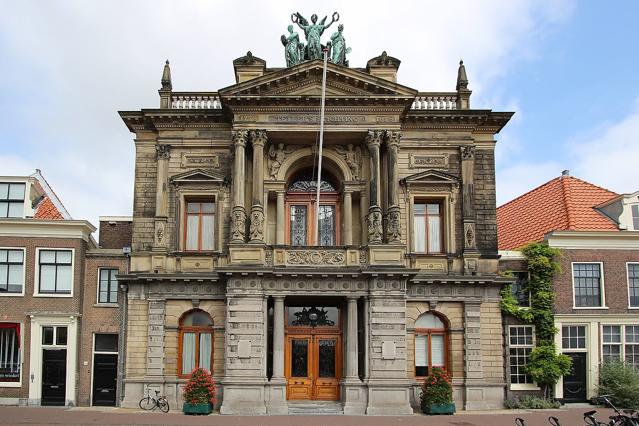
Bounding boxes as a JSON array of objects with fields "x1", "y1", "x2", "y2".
[{"x1": 118, "y1": 44, "x2": 512, "y2": 414}]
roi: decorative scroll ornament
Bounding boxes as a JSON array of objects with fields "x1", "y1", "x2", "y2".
[
  {"x1": 230, "y1": 207, "x2": 246, "y2": 242},
  {"x1": 292, "y1": 307, "x2": 335, "y2": 327},
  {"x1": 156, "y1": 144, "x2": 171, "y2": 160},
  {"x1": 267, "y1": 143, "x2": 295, "y2": 180},
  {"x1": 464, "y1": 222, "x2": 476, "y2": 249},
  {"x1": 367, "y1": 209, "x2": 383, "y2": 243},
  {"x1": 155, "y1": 221, "x2": 165, "y2": 244},
  {"x1": 460, "y1": 145, "x2": 475, "y2": 160},
  {"x1": 249, "y1": 207, "x2": 265, "y2": 242},
  {"x1": 386, "y1": 207, "x2": 401, "y2": 243},
  {"x1": 287, "y1": 250, "x2": 345, "y2": 265},
  {"x1": 332, "y1": 144, "x2": 361, "y2": 179}
]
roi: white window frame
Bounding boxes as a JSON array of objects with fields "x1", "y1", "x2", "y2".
[
  {"x1": 562, "y1": 325, "x2": 588, "y2": 351},
  {"x1": 571, "y1": 262, "x2": 607, "y2": 309},
  {"x1": 0, "y1": 247, "x2": 26, "y2": 297},
  {"x1": 601, "y1": 324, "x2": 639, "y2": 367},
  {"x1": 0, "y1": 181, "x2": 27, "y2": 219},
  {"x1": 96, "y1": 268, "x2": 119, "y2": 306},
  {"x1": 33, "y1": 248, "x2": 75, "y2": 298},
  {"x1": 0, "y1": 322, "x2": 23, "y2": 387},
  {"x1": 508, "y1": 325, "x2": 539, "y2": 390},
  {"x1": 627, "y1": 262, "x2": 639, "y2": 309}
]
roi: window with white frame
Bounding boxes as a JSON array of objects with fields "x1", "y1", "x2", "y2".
[
  {"x1": 0, "y1": 183, "x2": 25, "y2": 218},
  {"x1": 602, "y1": 325, "x2": 639, "y2": 367},
  {"x1": 573, "y1": 263, "x2": 603, "y2": 307},
  {"x1": 628, "y1": 263, "x2": 639, "y2": 308},
  {"x1": 631, "y1": 204, "x2": 639, "y2": 230},
  {"x1": 42, "y1": 325, "x2": 67, "y2": 346},
  {"x1": 38, "y1": 250, "x2": 73, "y2": 295},
  {"x1": 509, "y1": 325, "x2": 534, "y2": 385},
  {"x1": 413, "y1": 201, "x2": 443, "y2": 253},
  {"x1": 562, "y1": 325, "x2": 586, "y2": 349},
  {"x1": 0, "y1": 249, "x2": 24, "y2": 294},
  {"x1": 98, "y1": 269, "x2": 118, "y2": 304},
  {"x1": 0, "y1": 324, "x2": 20, "y2": 383}
]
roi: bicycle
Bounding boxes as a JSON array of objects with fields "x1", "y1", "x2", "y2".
[
  {"x1": 139, "y1": 388, "x2": 170, "y2": 413},
  {"x1": 584, "y1": 395, "x2": 639, "y2": 426}
]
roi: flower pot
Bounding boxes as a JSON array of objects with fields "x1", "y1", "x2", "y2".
[
  {"x1": 183, "y1": 402, "x2": 212, "y2": 415},
  {"x1": 423, "y1": 402, "x2": 456, "y2": 415}
]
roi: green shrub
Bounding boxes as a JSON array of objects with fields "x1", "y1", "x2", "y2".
[
  {"x1": 598, "y1": 361, "x2": 639, "y2": 409},
  {"x1": 504, "y1": 395, "x2": 560, "y2": 409},
  {"x1": 525, "y1": 345, "x2": 572, "y2": 398},
  {"x1": 420, "y1": 368, "x2": 453, "y2": 410}
]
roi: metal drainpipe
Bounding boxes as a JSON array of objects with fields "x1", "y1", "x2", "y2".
[{"x1": 117, "y1": 252, "x2": 130, "y2": 406}]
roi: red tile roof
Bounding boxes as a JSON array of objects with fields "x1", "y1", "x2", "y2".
[
  {"x1": 497, "y1": 175, "x2": 619, "y2": 250},
  {"x1": 34, "y1": 196, "x2": 64, "y2": 220}
]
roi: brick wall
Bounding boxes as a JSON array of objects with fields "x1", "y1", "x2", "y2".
[
  {"x1": 98, "y1": 221, "x2": 132, "y2": 250},
  {"x1": 554, "y1": 248, "x2": 639, "y2": 314}
]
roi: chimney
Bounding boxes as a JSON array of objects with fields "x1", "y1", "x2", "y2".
[{"x1": 562, "y1": 170, "x2": 570, "y2": 177}]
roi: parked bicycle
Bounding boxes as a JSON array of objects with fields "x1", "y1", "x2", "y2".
[
  {"x1": 584, "y1": 395, "x2": 638, "y2": 426},
  {"x1": 139, "y1": 388, "x2": 170, "y2": 413}
]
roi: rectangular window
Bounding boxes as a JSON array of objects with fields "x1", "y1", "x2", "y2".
[
  {"x1": 38, "y1": 250, "x2": 72, "y2": 294},
  {"x1": 414, "y1": 202, "x2": 442, "y2": 253},
  {"x1": 573, "y1": 263, "x2": 603, "y2": 307},
  {"x1": 318, "y1": 205, "x2": 336, "y2": 246},
  {"x1": 98, "y1": 269, "x2": 118, "y2": 304},
  {"x1": 628, "y1": 264, "x2": 639, "y2": 308},
  {"x1": 602, "y1": 325, "x2": 639, "y2": 367},
  {"x1": 562, "y1": 325, "x2": 586, "y2": 349},
  {"x1": 184, "y1": 200, "x2": 215, "y2": 251},
  {"x1": 625, "y1": 326, "x2": 639, "y2": 367},
  {"x1": 511, "y1": 271, "x2": 531, "y2": 307},
  {"x1": 0, "y1": 183, "x2": 25, "y2": 218},
  {"x1": 95, "y1": 334, "x2": 118, "y2": 353},
  {"x1": 509, "y1": 326, "x2": 534, "y2": 385},
  {"x1": 632, "y1": 204, "x2": 639, "y2": 230},
  {"x1": 42, "y1": 325, "x2": 67, "y2": 347},
  {"x1": 0, "y1": 324, "x2": 20, "y2": 382},
  {"x1": 290, "y1": 205, "x2": 308, "y2": 246},
  {"x1": 0, "y1": 249, "x2": 24, "y2": 294}
]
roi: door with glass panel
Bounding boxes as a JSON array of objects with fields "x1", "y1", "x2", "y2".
[{"x1": 285, "y1": 335, "x2": 341, "y2": 400}]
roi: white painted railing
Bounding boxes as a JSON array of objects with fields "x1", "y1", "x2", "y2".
[
  {"x1": 171, "y1": 93, "x2": 222, "y2": 109},
  {"x1": 411, "y1": 93, "x2": 458, "y2": 110}
]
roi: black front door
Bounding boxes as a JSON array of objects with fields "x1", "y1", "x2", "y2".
[
  {"x1": 42, "y1": 349, "x2": 66, "y2": 406},
  {"x1": 563, "y1": 352, "x2": 587, "y2": 402},
  {"x1": 92, "y1": 354, "x2": 118, "y2": 406}
]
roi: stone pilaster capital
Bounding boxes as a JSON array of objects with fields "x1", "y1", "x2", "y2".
[
  {"x1": 232, "y1": 129, "x2": 249, "y2": 148},
  {"x1": 346, "y1": 295, "x2": 358, "y2": 302},
  {"x1": 460, "y1": 145, "x2": 475, "y2": 160},
  {"x1": 249, "y1": 129, "x2": 268, "y2": 148},
  {"x1": 365, "y1": 130, "x2": 383, "y2": 150},
  {"x1": 156, "y1": 144, "x2": 171, "y2": 160},
  {"x1": 273, "y1": 295, "x2": 285, "y2": 301},
  {"x1": 384, "y1": 130, "x2": 401, "y2": 150}
]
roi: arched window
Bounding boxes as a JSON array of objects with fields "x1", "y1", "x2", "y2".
[
  {"x1": 178, "y1": 309, "x2": 214, "y2": 376},
  {"x1": 414, "y1": 312, "x2": 448, "y2": 377},
  {"x1": 286, "y1": 169, "x2": 340, "y2": 246}
]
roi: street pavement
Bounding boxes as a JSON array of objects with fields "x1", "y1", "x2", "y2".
[{"x1": 0, "y1": 405, "x2": 615, "y2": 426}]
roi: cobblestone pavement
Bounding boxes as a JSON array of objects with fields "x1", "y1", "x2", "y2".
[{"x1": 0, "y1": 406, "x2": 614, "y2": 426}]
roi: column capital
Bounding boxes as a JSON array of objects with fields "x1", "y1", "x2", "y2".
[
  {"x1": 232, "y1": 129, "x2": 249, "y2": 147},
  {"x1": 460, "y1": 145, "x2": 475, "y2": 160},
  {"x1": 346, "y1": 295, "x2": 359, "y2": 301},
  {"x1": 249, "y1": 129, "x2": 268, "y2": 147},
  {"x1": 384, "y1": 130, "x2": 401, "y2": 150},
  {"x1": 273, "y1": 295, "x2": 285, "y2": 301},
  {"x1": 156, "y1": 144, "x2": 171, "y2": 160},
  {"x1": 365, "y1": 129, "x2": 384, "y2": 149}
]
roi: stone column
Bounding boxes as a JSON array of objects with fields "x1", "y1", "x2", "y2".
[
  {"x1": 267, "y1": 295, "x2": 287, "y2": 413},
  {"x1": 343, "y1": 191, "x2": 353, "y2": 245},
  {"x1": 343, "y1": 296, "x2": 366, "y2": 414},
  {"x1": 230, "y1": 130, "x2": 248, "y2": 242},
  {"x1": 153, "y1": 145, "x2": 170, "y2": 250},
  {"x1": 275, "y1": 190, "x2": 285, "y2": 245},
  {"x1": 384, "y1": 131, "x2": 401, "y2": 243},
  {"x1": 249, "y1": 130, "x2": 267, "y2": 243},
  {"x1": 365, "y1": 130, "x2": 384, "y2": 244}
]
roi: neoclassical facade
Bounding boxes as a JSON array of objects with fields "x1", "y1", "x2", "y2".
[{"x1": 118, "y1": 50, "x2": 512, "y2": 414}]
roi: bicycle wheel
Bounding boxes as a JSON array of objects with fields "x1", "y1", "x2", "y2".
[
  {"x1": 158, "y1": 398, "x2": 169, "y2": 413},
  {"x1": 139, "y1": 396, "x2": 156, "y2": 410}
]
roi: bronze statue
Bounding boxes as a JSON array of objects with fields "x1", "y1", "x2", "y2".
[
  {"x1": 291, "y1": 11, "x2": 339, "y2": 61},
  {"x1": 329, "y1": 24, "x2": 351, "y2": 66},
  {"x1": 281, "y1": 25, "x2": 304, "y2": 67}
]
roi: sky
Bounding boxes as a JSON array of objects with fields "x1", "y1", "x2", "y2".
[{"x1": 0, "y1": 1, "x2": 638, "y2": 230}]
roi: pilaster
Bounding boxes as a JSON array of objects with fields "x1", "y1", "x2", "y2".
[
  {"x1": 153, "y1": 145, "x2": 170, "y2": 252},
  {"x1": 249, "y1": 130, "x2": 267, "y2": 243},
  {"x1": 384, "y1": 130, "x2": 401, "y2": 244},
  {"x1": 266, "y1": 295, "x2": 287, "y2": 414},
  {"x1": 461, "y1": 145, "x2": 479, "y2": 274},
  {"x1": 230, "y1": 130, "x2": 248, "y2": 243},
  {"x1": 366, "y1": 130, "x2": 383, "y2": 244}
]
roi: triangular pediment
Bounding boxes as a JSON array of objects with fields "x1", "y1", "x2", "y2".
[
  {"x1": 170, "y1": 169, "x2": 226, "y2": 185},
  {"x1": 219, "y1": 60, "x2": 417, "y2": 98},
  {"x1": 402, "y1": 169, "x2": 460, "y2": 185}
]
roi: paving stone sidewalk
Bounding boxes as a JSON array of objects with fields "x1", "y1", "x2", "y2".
[{"x1": 0, "y1": 405, "x2": 614, "y2": 426}]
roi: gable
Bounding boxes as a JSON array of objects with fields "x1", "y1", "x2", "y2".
[
  {"x1": 219, "y1": 59, "x2": 417, "y2": 98},
  {"x1": 170, "y1": 169, "x2": 226, "y2": 185},
  {"x1": 402, "y1": 170, "x2": 460, "y2": 186}
]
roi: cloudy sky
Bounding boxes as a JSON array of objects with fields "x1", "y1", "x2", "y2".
[{"x1": 0, "y1": 1, "x2": 638, "y2": 230}]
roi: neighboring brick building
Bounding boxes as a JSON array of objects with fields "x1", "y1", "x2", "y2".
[
  {"x1": 0, "y1": 171, "x2": 131, "y2": 407},
  {"x1": 497, "y1": 171, "x2": 639, "y2": 402},
  {"x1": 117, "y1": 33, "x2": 513, "y2": 414}
]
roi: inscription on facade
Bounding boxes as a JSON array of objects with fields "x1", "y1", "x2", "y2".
[
  {"x1": 268, "y1": 114, "x2": 366, "y2": 123},
  {"x1": 180, "y1": 153, "x2": 220, "y2": 169},
  {"x1": 409, "y1": 153, "x2": 449, "y2": 169}
]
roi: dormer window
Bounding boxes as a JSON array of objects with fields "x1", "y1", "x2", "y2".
[
  {"x1": 0, "y1": 183, "x2": 25, "y2": 218},
  {"x1": 632, "y1": 204, "x2": 639, "y2": 230}
]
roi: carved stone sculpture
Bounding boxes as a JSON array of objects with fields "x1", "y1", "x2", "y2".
[
  {"x1": 156, "y1": 144, "x2": 171, "y2": 160},
  {"x1": 268, "y1": 143, "x2": 295, "y2": 180},
  {"x1": 367, "y1": 208, "x2": 383, "y2": 244},
  {"x1": 286, "y1": 250, "x2": 346, "y2": 265},
  {"x1": 333, "y1": 144, "x2": 361, "y2": 179},
  {"x1": 464, "y1": 222, "x2": 476, "y2": 249},
  {"x1": 281, "y1": 25, "x2": 304, "y2": 67},
  {"x1": 291, "y1": 11, "x2": 339, "y2": 61},
  {"x1": 386, "y1": 207, "x2": 401, "y2": 243},
  {"x1": 329, "y1": 24, "x2": 351, "y2": 66},
  {"x1": 460, "y1": 145, "x2": 475, "y2": 160},
  {"x1": 231, "y1": 207, "x2": 246, "y2": 242},
  {"x1": 249, "y1": 208, "x2": 265, "y2": 242}
]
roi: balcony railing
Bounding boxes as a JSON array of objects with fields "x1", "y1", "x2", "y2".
[{"x1": 411, "y1": 92, "x2": 458, "y2": 110}]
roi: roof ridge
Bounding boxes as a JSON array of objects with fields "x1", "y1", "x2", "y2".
[
  {"x1": 561, "y1": 176, "x2": 575, "y2": 229},
  {"x1": 30, "y1": 169, "x2": 72, "y2": 220}
]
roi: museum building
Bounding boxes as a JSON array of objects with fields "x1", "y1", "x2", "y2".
[{"x1": 118, "y1": 20, "x2": 513, "y2": 414}]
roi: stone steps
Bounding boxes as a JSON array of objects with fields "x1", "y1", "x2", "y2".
[{"x1": 288, "y1": 401, "x2": 344, "y2": 415}]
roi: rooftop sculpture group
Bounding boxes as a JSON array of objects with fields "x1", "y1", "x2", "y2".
[{"x1": 281, "y1": 11, "x2": 351, "y2": 67}]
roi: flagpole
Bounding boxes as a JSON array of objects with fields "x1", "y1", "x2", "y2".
[{"x1": 314, "y1": 46, "x2": 329, "y2": 246}]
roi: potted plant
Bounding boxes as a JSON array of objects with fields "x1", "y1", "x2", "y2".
[
  {"x1": 182, "y1": 367, "x2": 216, "y2": 415},
  {"x1": 420, "y1": 367, "x2": 456, "y2": 415}
]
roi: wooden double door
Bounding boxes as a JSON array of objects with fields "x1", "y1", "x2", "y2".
[{"x1": 285, "y1": 334, "x2": 341, "y2": 400}]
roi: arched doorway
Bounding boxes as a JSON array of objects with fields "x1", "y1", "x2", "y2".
[{"x1": 285, "y1": 169, "x2": 341, "y2": 246}]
